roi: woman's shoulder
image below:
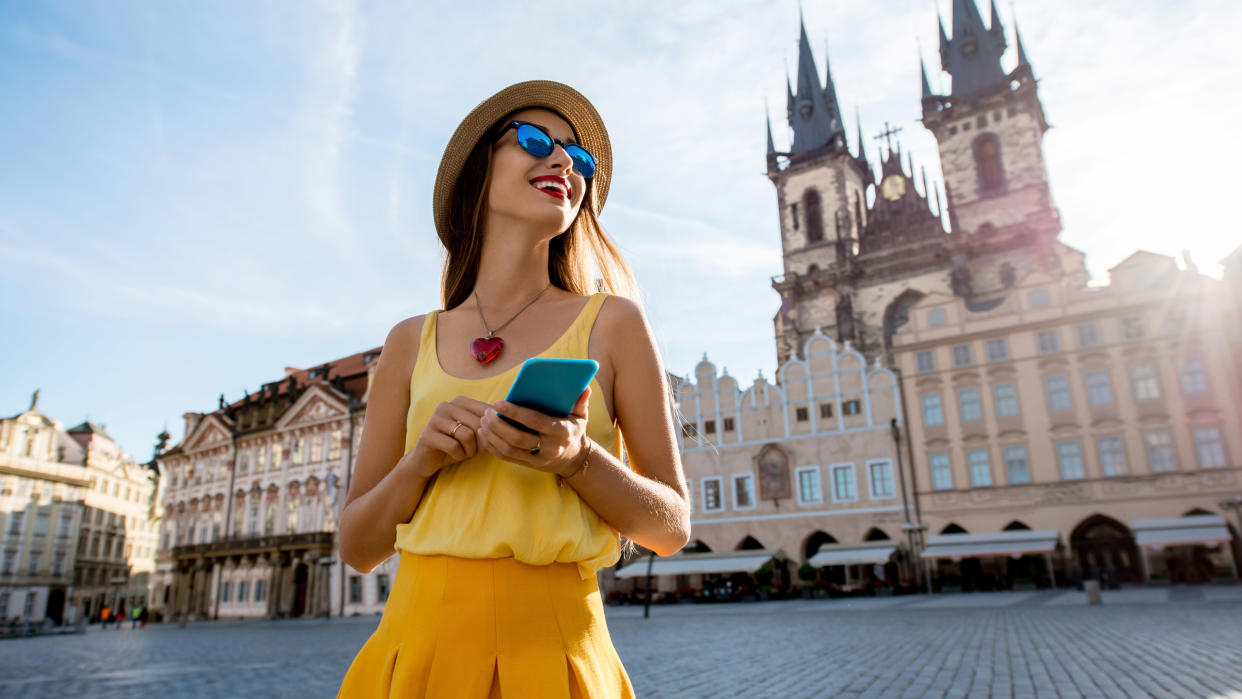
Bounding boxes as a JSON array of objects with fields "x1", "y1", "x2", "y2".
[
  {"x1": 377, "y1": 314, "x2": 431, "y2": 374},
  {"x1": 595, "y1": 294, "x2": 647, "y2": 334}
]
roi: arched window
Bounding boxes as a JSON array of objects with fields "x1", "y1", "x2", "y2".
[
  {"x1": 973, "y1": 134, "x2": 1004, "y2": 191},
  {"x1": 802, "y1": 188, "x2": 824, "y2": 243}
]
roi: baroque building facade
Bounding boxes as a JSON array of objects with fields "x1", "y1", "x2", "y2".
[
  {"x1": 635, "y1": 1, "x2": 1240, "y2": 595},
  {"x1": 0, "y1": 393, "x2": 157, "y2": 625},
  {"x1": 151, "y1": 348, "x2": 397, "y2": 621}
]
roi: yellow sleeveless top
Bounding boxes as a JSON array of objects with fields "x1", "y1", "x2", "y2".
[{"x1": 394, "y1": 293, "x2": 622, "y2": 579}]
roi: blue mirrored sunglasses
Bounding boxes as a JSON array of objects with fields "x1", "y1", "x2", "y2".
[{"x1": 498, "y1": 121, "x2": 597, "y2": 179}]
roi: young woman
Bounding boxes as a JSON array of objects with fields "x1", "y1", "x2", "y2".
[{"x1": 336, "y1": 81, "x2": 690, "y2": 697}]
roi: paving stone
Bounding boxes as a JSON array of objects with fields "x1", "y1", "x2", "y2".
[{"x1": 0, "y1": 592, "x2": 1240, "y2": 696}]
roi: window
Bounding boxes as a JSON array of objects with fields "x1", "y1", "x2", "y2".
[
  {"x1": 1004, "y1": 446, "x2": 1031, "y2": 484},
  {"x1": 929, "y1": 454, "x2": 953, "y2": 491},
  {"x1": 1044, "y1": 377, "x2": 1072, "y2": 412},
  {"x1": 681, "y1": 422, "x2": 698, "y2": 439},
  {"x1": 1037, "y1": 330, "x2": 1060, "y2": 354},
  {"x1": 732, "y1": 474, "x2": 755, "y2": 509},
  {"x1": 723, "y1": 417, "x2": 735, "y2": 432},
  {"x1": 974, "y1": 133, "x2": 1005, "y2": 190},
  {"x1": 1028, "y1": 289, "x2": 1050, "y2": 308},
  {"x1": 986, "y1": 338, "x2": 1009, "y2": 362},
  {"x1": 271, "y1": 443, "x2": 283, "y2": 469},
  {"x1": 951, "y1": 344, "x2": 974, "y2": 367},
  {"x1": 349, "y1": 575, "x2": 363, "y2": 604},
  {"x1": 967, "y1": 449, "x2": 992, "y2": 487},
  {"x1": 927, "y1": 309, "x2": 948, "y2": 327},
  {"x1": 868, "y1": 461, "x2": 895, "y2": 499},
  {"x1": 830, "y1": 464, "x2": 857, "y2": 501},
  {"x1": 819, "y1": 403, "x2": 833, "y2": 419},
  {"x1": 311, "y1": 435, "x2": 323, "y2": 462},
  {"x1": 1121, "y1": 316, "x2": 1146, "y2": 341},
  {"x1": 843, "y1": 400, "x2": 861, "y2": 416},
  {"x1": 994, "y1": 384, "x2": 1020, "y2": 417},
  {"x1": 701, "y1": 478, "x2": 722, "y2": 512},
  {"x1": 28, "y1": 552, "x2": 41, "y2": 574},
  {"x1": 1056, "y1": 441, "x2": 1085, "y2": 480},
  {"x1": 790, "y1": 202, "x2": 799, "y2": 230},
  {"x1": 377, "y1": 574, "x2": 391, "y2": 603},
  {"x1": 703, "y1": 420, "x2": 717, "y2": 434},
  {"x1": 921, "y1": 394, "x2": 944, "y2": 426},
  {"x1": 916, "y1": 350, "x2": 936, "y2": 373},
  {"x1": 34, "y1": 512, "x2": 49, "y2": 536},
  {"x1": 1085, "y1": 371, "x2": 1114, "y2": 406},
  {"x1": 255, "y1": 579, "x2": 266, "y2": 603},
  {"x1": 237, "y1": 581, "x2": 249, "y2": 603},
  {"x1": 1097, "y1": 436, "x2": 1128, "y2": 476},
  {"x1": 1179, "y1": 357, "x2": 1208, "y2": 395},
  {"x1": 1145, "y1": 430, "x2": 1177, "y2": 472},
  {"x1": 329, "y1": 431, "x2": 343, "y2": 460},
  {"x1": 958, "y1": 388, "x2": 982, "y2": 422},
  {"x1": 1130, "y1": 363, "x2": 1161, "y2": 400},
  {"x1": 7, "y1": 512, "x2": 21, "y2": 535},
  {"x1": 220, "y1": 581, "x2": 232, "y2": 603},
  {"x1": 796, "y1": 467, "x2": 822, "y2": 505},
  {"x1": 1194, "y1": 427, "x2": 1227, "y2": 469},
  {"x1": 1, "y1": 551, "x2": 13, "y2": 575},
  {"x1": 292, "y1": 438, "x2": 304, "y2": 465},
  {"x1": 803, "y1": 188, "x2": 823, "y2": 243},
  {"x1": 1076, "y1": 324, "x2": 1100, "y2": 348},
  {"x1": 794, "y1": 408, "x2": 808, "y2": 423}
]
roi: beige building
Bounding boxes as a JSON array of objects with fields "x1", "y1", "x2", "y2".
[
  {"x1": 629, "y1": 338, "x2": 918, "y2": 597},
  {"x1": 69, "y1": 421, "x2": 159, "y2": 622},
  {"x1": 0, "y1": 396, "x2": 89, "y2": 624},
  {"x1": 0, "y1": 393, "x2": 156, "y2": 625},
  {"x1": 152, "y1": 348, "x2": 398, "y2": 621},
  {"x1": 892, "y1": 250, "x2": 1242, "y2": 587}
]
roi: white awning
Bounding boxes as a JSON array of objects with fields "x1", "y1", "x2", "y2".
[
  {"x1": 921, "y1": 529, "x2": 1060, "y2": 561},
  {"x1": 613, "y1": 549, "x2": 783, "y2": 579},
  {"x1": 808, "y1": 544, "x2": 898, "y2": 568},
  {"x1": 1133, "y1": 515, "x2": 1232, "y2": 549}
]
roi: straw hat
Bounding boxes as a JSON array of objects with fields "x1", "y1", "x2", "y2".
[{"x1": 432, "y1": 80, "x2": 612, "y2": 240}]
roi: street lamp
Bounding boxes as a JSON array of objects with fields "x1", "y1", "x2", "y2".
[
  {"x1": 901, "y1": 521, "x2": 932, "y2": 594},
  {"x1": 1219, "y1": 494, "x2": 1242, "y2": 536}
]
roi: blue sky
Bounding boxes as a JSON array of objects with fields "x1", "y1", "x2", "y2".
[{"x1": 3, "y1": 1, "x2": 1240, "y2": 460}]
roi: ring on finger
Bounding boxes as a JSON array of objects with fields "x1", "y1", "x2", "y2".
[
  {"x1": 450, "y1": 420, "x2": 464, "y2": 438},
  {"x1": 529, "y1": 436, "x2": 541, "y2": 456}
]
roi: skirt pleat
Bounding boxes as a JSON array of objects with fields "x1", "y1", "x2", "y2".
[{"x1": 337, "y1": 553, "x2": 633, "y2": 699}]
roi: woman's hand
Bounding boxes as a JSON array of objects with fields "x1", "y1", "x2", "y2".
[
  {"x1": 477, "y1": 387, "x2": 591, "y2": 478},
  {"x1": 401, "y1": 396, "x2": 491, "y2": 478}
]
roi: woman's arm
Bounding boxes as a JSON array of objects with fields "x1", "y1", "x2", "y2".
[
  {"x1": 337, "y1": 316, "x2": 488, "y2": 573},
  {"x1": 565, "y1": 297, "x2": 691, "y2": 555},
  {"x1": 338, "y1": 317, "x2": 423, "y2": 573}
]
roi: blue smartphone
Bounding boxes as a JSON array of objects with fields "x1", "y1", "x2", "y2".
[{"x1": 500, "y1": 358, "x2": 599, "y2": 433}]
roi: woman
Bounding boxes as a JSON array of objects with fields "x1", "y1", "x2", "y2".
[{"x1": 336, "y1": 80, "x2": 690, "y2": 697}]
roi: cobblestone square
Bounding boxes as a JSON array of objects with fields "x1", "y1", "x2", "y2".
[{"x1": 2, "y1": 589, "x2": 1241, "y2": 698}]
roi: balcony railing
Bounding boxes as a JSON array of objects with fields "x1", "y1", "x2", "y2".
[{"x1": 171, "y1": 531, "x2": 332, "y2": 559}]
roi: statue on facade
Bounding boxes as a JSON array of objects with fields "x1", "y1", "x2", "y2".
[{"x1": 29, "y1": 388, "x2": 40, "y2": 411}]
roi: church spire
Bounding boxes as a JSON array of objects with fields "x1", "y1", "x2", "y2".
[
  {"x1": 766, "y1": 107, "x2": 776, "y2": 155},
  {"x1": 855, "y1": 108, "x2": 867, "y2": 164},
  {"x1": 1014, "y1": 15, "x2": 1032, "y2": 70},
  {"x1": 940, "y1": 0, "x2": 1008, "y2": 97},
  {"x1": 786, "y1": 14, "x2": 846, "y2": 155},
  {"x1": 920, "y1": 55, "x2": 934, "y2": 99}
]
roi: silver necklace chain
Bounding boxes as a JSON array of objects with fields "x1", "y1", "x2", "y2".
[{"x1": 473, "y1": 283, "x2": 552, "y2": 338}]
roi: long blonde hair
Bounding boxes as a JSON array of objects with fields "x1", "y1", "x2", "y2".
[{"x1": 438, "y1": 112, "x2": 638, "y2": 310}]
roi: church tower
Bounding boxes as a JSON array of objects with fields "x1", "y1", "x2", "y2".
[
  {"x1": 768, "y1": 17, "x2": 872, "y2": 365},
  {"x1": 922, "y1": 0, "x2": 1060, "y2": 245}
]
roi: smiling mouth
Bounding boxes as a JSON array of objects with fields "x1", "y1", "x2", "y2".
[{"x1": 530, "y1": 177, "x2": 570, "y2": 201}]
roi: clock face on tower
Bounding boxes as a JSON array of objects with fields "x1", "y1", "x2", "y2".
[{"x1": 881, "y1": 174, "x2": 907, "y2": 201}]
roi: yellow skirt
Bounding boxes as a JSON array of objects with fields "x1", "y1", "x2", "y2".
[{"x1": 337, "y1": 553, "x2": 634, "y2": 698}]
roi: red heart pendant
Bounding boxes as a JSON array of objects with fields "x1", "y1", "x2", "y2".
[{"x1": 470, "y1": 337, "x2": 504, "y2": 364}]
